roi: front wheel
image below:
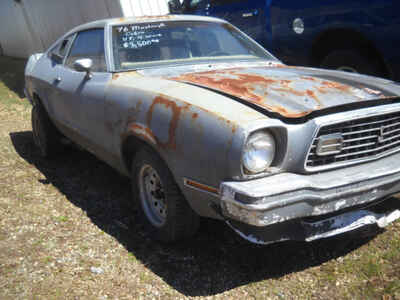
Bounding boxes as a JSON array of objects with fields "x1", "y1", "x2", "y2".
[{"x1": 131, "y1": 147, "x2": 199, "y2": 242}]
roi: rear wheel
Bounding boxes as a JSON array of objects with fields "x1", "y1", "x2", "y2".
[
  {"x1": 320, "y1": 49, "x2": 381, "y2": 77},
  {"x1": 31, "y1": 104, "x2": 62, "y2": 157},
  {"x1": 131, "y1": 147, "x2": 199, "y2": 242}
]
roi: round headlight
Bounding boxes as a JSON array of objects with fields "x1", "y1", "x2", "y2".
[{"x1": 242, "y1": 132, "x2": 276, "y2": 174}]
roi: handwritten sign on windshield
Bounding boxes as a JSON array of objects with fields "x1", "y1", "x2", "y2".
[{"x1": 116, "y1": 23, "x2": 166, "y2": 49}]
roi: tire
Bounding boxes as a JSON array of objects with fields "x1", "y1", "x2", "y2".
[
  {"x1": 31, "y1": 103, "x2": 62, "y2": 157},
  {"x1": 131, "y1": 147, "x2": 199, "y2": 242},
  {"x1": 320, "y1": 49, "x2": 381, "y2": 77}
]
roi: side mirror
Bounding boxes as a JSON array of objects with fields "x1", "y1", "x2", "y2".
[{"x1": 73, "y1": 58, "x2": 93, "y2": 78}]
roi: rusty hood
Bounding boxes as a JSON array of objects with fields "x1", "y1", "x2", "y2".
[{"x1": 161, "y1": 65, "x2": 399, "y2": 118}]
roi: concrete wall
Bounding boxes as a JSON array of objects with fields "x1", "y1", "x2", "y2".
[{"x1": 0, "y1": 0, "x2": 170, "y2": 58}]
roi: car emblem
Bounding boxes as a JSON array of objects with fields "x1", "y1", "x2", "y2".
[{"x1": 378, "y1": 126, "x2": 385, "y2": 144}]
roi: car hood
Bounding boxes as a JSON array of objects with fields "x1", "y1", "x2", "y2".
[{"x1": 158, "y1": 64, "x2": 399, "y2": 118}]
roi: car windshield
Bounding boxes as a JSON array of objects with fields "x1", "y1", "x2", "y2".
[{"x1": 112, "y1": 21, "x2": 276, "y2": 70}]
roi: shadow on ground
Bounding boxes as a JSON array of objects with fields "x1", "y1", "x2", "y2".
[
  {"x1": 10, "y1": 130, "x2": 383, "y2": 296},
  {"x1": 0, "y1": 56, "x2": 27, "y2": 98}
]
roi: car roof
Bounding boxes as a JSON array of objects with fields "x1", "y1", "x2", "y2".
[{"x1": 64, "y1": 14, "x2": 227, "y2": 36}]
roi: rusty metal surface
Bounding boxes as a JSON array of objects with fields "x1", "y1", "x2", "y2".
[{"x1": 166, "y1": 65, "x2": 397, "y2": 118}]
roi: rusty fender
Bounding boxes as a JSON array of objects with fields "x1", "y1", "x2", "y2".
[{"x1": 104, "y1": 76, "x2": 268, "y2": 218}]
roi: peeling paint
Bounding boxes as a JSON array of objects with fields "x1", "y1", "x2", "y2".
[
  {"x1": 127, "y1": 123, "x2": 157, "y2": 145},
  {"x1": 168, "y1": 66, "x2": 387, "y2": 118},
  {"x1": 146, "y1": 95, "x2": 190, "y2": 150}
]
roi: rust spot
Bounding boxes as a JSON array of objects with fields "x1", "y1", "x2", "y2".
[
  {"x1": 364, "y1": 87, "x2": 382, "y2": 95},
  {"x1": 171, "y1": 70, "x2": 277, "y2": 103},
  {"x1": 129, "y1": 123, "x2": 144, "y2": 131},
  {"x1": 272, "y1": 87, "x2": 304, "y2": 97},
  {"x1": 113, "y1": 71, "x2": 140, "y2": 80},
  {"x1": 280, "y1": 79, "x2": 292, "y2": 85},
  {"x1": 231, "y1": 124, "x2": 237, "y2": 134},
  {"x1": 301, "y1": 76, "x2": 316, "y2": 81},
  {"x1": 169, "y1": 68, "x2": 323, "y2": 118},
  {"x1": 320, "y1": 80, "x2": 351, "y2": 92},
  {"x1": 273, "y1": 106, "x2": 311, "y2": 118},
  {"x1": 146, "y1": 95, "x2": 189, "y2": 150},
  {"x1": 126, "y1": 123, "x2": 157, "y2": 145},
  {"x1": 273, "y1": 64, "x2": 299, "y2": 69}
]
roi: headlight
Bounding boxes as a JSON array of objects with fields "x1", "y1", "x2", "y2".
[{"x1": 242, "y1": 132, "x2": 276, "y2": 174}]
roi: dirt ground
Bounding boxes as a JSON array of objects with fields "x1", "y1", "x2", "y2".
[{"x1": 1, "y1": 56, "x2": 400, "y2": 299}]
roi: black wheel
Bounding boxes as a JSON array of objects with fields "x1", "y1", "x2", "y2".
[
  {"x1": 31, "y1": 103, "x2": 62, "y2": 157},
  {"x1": 131, "y1": 147, "x2": 199, "y2": 242},
  {"x1": 320, "y1": 49, "x2": 381, "y2": 77}
]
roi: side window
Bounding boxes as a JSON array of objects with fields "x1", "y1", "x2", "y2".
[
  {"x1": 48, "y1": 35, "x2": 74, "y2": 63},
  {"x1": 65, "y1": 29, "x2": 106, "y2": 72}
]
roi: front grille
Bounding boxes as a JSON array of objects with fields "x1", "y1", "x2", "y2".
[{"x1": 306, "y1": 111, "x2": 400, "y2": 170}]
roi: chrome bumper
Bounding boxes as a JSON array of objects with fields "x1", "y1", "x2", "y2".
[{"x1": 220, "y1": 152, "x2": 400, "y2": 228}]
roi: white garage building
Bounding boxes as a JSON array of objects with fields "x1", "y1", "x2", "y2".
[{"x1": 0, "y1": 0, "x2": 170, "y2": 58}]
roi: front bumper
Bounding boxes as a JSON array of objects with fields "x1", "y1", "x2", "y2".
[{"x1": 220, "y1": 152, "x2": 400, "y2": 243}]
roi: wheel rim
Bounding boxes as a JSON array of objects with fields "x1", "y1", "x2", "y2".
[
  {"x1": 337, "y1": 66, "x2": 358, "y2": 73},
  {"x1": 32, "y1": 108, "x2": 47, "y2": 156},
  {"x1": 138, "y1": 164, "x2": 167, "y2": 227}
]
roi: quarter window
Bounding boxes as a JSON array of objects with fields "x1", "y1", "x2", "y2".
[
  {"x1": 48, "y1": 35, "x2": 74, "y2": 63},
  {"x1": 65, "y1": 29, "x2": 106, "y2": 72}
]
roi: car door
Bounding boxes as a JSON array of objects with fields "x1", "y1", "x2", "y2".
[
  {"x1": 209, "y1": 0, "x2": 267, "y2": 43},
  {"x1": 34, "y1": 34, "x2": 75, "y2": 122},
  {"x1": 56, "y1": 28, "x2": 112, "y2": 156}
]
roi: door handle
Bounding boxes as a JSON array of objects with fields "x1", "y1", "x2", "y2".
[{"x1": 54, "y1": 76, "x2": 61, "y2": 83}]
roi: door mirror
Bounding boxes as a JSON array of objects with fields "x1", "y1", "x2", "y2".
[{"x1": 73, "y1": 58, "x2": 93, "y2": 78}]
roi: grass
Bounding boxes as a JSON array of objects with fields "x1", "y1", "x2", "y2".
[{"x1": 1, "y1": 55, "x2": 400, "y2": 299}]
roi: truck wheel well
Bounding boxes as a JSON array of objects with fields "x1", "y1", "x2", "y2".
[{"x1": 310, "y1": 29, "x2": 389, "y2": 78}]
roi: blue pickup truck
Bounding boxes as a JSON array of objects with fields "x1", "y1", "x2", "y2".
[{"x1": 169, "y1": 0, "x2": 400, "y2": 81}]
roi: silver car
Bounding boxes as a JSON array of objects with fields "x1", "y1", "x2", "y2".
[{"x1": 25, "y1": 15, "x2": 400, "y2": 244}]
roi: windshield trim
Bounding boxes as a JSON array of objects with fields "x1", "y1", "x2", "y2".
[{"x1": 112, "y1": 58, "x2": 280, "y2": 73}]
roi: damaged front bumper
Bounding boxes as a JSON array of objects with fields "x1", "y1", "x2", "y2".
[{"x1": 220, "y1": 153, "x2": 400, "y2": 244}]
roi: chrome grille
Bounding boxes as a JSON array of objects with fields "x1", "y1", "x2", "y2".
[{"x1": 306, "y1": 111, "x2": 400, "y2": 169}]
